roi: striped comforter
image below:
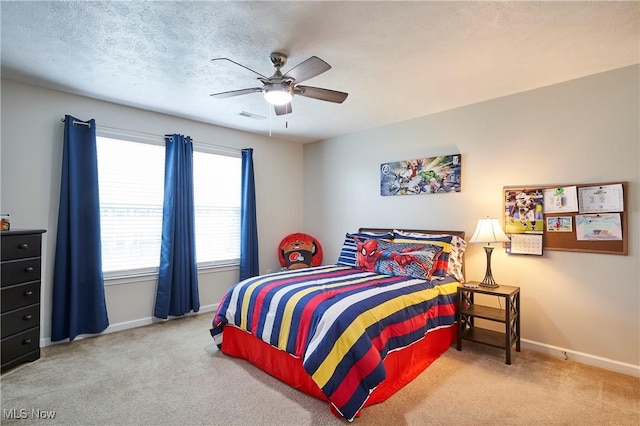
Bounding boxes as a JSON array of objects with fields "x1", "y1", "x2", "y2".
[{"x1": 210, "y1": 265, "x2": 459, "y2": 421}]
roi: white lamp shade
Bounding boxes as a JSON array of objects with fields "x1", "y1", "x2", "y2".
[
  {"x1": 263, "y1": 83, "x2": 293, "y2": 105},
  {"x1": 469, "y1": 218, "x2": 510, "y2": 244}
]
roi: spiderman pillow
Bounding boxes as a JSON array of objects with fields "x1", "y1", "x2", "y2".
[{"x1": 355, "y1": 239, "x2": 443, "y2": 280}]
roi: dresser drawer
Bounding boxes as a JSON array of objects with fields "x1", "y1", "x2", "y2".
[
  {"x1": 1, "y1": 304, "x2": 40, "y2": 339},
  {"x1": 1, "y1": 258, "x2": 41, "y2": 287},
  {"x1": 1, "y1": 281, "x2": 41, "y2": 312},
  {"x1": 1, "y1": 234, "x2": 42, "y2": 261},
  {"x1": 1, "y1": 327, "x2": 40, "y2": 366}
]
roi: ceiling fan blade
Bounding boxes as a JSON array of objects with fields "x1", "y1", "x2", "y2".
[
  {"x1": 211, "y1": 58, "x2": 267, "y2": 79},
  {"x1": 274, "y1": 103, "x2": 292, "y2": 116},
  {"x1": 283, "y1": 56, "x2": 331, "y2": 84},
  {"x1": 210, "y1": 87, "x2": 262, "y2": 98},
  {"x1": 296, "y1": 86, "x2": 348, "y2": 103}
]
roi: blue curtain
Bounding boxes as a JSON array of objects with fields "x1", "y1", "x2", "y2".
[
  {"x1": 239, "y1": 148, "x2": 259, "y2": 280},
  {"x1": 51, "y1": 115, "x2": 109, "y2": 341},
  {"x1": 154, "y1": 134, "x2": 200, "y2": 319}
]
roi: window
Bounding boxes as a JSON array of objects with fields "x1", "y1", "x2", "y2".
[
  {"x1": 96, "y1": 135, "x2": 241, "y2": 277},
  {"x1": 192, "y1": 148, "x2": 241, "y2": 266}
]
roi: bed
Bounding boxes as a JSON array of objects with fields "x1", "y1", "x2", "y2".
[{"x1": 210, "y1": 228, "x2": 466, "y2": 421}]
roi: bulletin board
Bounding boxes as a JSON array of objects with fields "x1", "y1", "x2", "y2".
[{"x1": 503, "y1": 181, "x2": 627, "y2": 255}]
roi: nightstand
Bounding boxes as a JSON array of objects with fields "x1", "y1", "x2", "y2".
[{"x1": 456, "y1": 283, "x2": 520, "y2": 364}]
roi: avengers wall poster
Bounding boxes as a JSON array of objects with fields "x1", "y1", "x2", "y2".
[{"x1": 380, "y1": 154, "x2": 461, "y2": 196}]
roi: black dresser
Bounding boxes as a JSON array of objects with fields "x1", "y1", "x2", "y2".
[{"x1": 1, "y1": 229, "x2": 46, "y2": 373}]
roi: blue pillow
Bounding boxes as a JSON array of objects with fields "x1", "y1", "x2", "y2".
[{"x1": 336, "y1": 232, "x2": 393, "y2": 267}]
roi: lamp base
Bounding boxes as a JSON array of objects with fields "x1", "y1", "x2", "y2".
[{"x1": 479, "y1": 245, "x2": 500, "y2": 288}]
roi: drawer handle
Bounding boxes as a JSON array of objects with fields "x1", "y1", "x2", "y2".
[
  {"x1": 18, "y1": 243, "x2": 29, "y2": 250},
  {"x1": 24, "y1": 290, "x2": 34, "y2": 296},
  {"x1": 22, "y1": 339, "x2": 32, "y2": 345},
  {"x1": 24, "y1": 266, "x2": 35, "y2": 273},
  {"x1": 23, "y1": 314, "x2": 33, "y2": 320}
]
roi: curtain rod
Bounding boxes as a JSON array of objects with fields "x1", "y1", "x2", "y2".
[
  {"x1": 60, "y1": 118, "x2": 242, "y2": 153},
  {"x1": 60, "y1": 117, "x2": 91, "y2": 127}
]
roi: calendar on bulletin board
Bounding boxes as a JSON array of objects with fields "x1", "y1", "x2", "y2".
[{"x1": 506, "y1": 234, "x2": 543, "y2": 256}]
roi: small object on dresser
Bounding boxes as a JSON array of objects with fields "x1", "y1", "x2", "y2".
[
  {"x1": 463, "y1": 282, "x2": 479, "y2": 288},
  {"x1": 0, "y1": 214, "x2": 10, "y2": 231}
]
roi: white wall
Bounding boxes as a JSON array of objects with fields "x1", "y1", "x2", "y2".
[
  {"x1": 0, "y1": 79, "x2": 303, "y2": 341},
  {"x1": 303, "y1": 65, "x2": 640, "y2": 375}
]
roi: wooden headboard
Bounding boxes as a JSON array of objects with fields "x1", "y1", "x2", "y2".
[{"x1": 359, "y1": 228, "x2": 465, "y2": 240}]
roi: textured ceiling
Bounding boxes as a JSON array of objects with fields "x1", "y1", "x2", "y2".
[{"x1": 2, "y1": 1, "x2": 638, "y2": 143}]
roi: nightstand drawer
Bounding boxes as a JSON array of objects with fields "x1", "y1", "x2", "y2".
[
  {"x1": 1, "y1": 327, "x2": 40, "y2": 365},
  {"x1": 1, "y1": 234, "x2": 42, "y2": 261},
  {"x1": 1, "y1": 304, "x2": 40, "y2": 339},
  {"x1": 1, "y1": 281, "x2": 41, "y2": 312},
  {"x1": 1, "y1": 259, "x2": 41, "y2": 287}
]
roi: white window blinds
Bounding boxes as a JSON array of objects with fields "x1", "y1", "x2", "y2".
[{"x1": 96, "y1": 136, "x2": 241, "y2": 277}]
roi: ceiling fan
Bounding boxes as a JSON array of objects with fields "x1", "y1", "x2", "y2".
[{"x1": 210, "y1": 52, "x2": 348, "y2": 116}]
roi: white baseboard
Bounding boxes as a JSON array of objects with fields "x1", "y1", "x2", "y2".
[
  {"x1": 521, "y1": 338, "x2": 640, "y2": 378},
  {"x1": 40, "y1": 309, "x2": 639, "y2": 378},
  {"x1": 41, "y1": 303, "x2": 219, "y2": 347}
]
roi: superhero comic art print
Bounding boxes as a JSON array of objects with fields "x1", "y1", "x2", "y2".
[
  {"x1": 380, "y1": 154, "x2": 461, "y2": 196},
  {"x1": 504, "y1": 188, "x2": 544, "y2": 234}
]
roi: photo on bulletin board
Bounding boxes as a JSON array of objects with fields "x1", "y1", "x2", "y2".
[
  {"x1": 504, "y1": 188, "x2": 544, "y2": 234},
  {"x1": 546, "y1": 216, "x2": 573, "y2": 232}
]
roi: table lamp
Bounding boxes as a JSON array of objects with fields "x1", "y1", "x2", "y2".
[{"x1": 470, "y1": 217, "x2": 510, "y2": 287}]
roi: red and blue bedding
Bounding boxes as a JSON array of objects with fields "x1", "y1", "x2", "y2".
[{"x1": 210, "y1": 265, "x2": 459, "y2": 421}]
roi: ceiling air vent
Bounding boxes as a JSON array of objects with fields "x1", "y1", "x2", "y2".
[{"x1": 238, "y1": 111, "x2": 266, "y2": 120}]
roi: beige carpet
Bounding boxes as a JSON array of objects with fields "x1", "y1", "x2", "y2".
[{"x1": 1, "y1": 313, "x2": 638, "y2": 425}]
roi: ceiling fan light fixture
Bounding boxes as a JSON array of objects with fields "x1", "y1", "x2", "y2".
[{"x1": 263, "y1": 83, "x2": 293, "y2": 105}]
